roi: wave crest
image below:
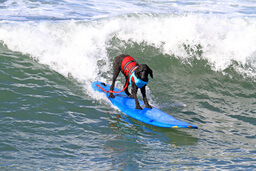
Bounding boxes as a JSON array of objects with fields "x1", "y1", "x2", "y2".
[{"x1": 1, "y1": 14, "x2": 256, "y2": 82}]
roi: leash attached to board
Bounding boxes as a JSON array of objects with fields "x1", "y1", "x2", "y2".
[{"x1": 96, "y1": 79, "x2": 129, "y2": 94}]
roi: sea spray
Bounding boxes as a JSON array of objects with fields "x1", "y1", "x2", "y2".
[{"x1": 1, "y1": 14, "x2": 256, "y2": 85}]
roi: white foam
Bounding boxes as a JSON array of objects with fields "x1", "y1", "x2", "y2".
[
  {"x1": 114, "y1": 14, "x2": 256, "y2": 72},
  {"x1": 0, "y1": 21, "x2": 110, "y2": 89},
  {"x1": 1, "y1": 14, "x2": 256, "y2": 100}
]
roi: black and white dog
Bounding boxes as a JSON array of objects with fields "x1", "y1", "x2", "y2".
[{"x1": 109, "y1": 54, "x2": 153, "y2": 110}]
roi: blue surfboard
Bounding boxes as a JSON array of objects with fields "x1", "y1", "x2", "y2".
[{"x1": 92, "y1": 81, "x2": 198, "y2": 129}]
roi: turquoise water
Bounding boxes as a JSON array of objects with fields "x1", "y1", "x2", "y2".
[{"x1": 1, "y1": 0, "x2": 256, "y2": 170}]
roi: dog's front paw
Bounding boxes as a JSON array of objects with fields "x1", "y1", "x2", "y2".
[
  {"x1": 146, "y1": 104, "x2": 152, "y2": 109},
  {"x1": 108, "y1": 94, "x2": 115, "y2": 98},
  {"x1": 128, "y1": 94, "x2": 134, "y2": 98},
  {"x1": 136, "y1": 105, "x2": 143, "y2": 110}
]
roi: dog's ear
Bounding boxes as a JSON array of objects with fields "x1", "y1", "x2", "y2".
[{"x1": 148, "y1": 67, "x2": 153, "y2": 78}]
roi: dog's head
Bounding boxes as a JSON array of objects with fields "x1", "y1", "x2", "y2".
[{"x1": 135, "y1": 64, "x2": 153, "y2": 82}]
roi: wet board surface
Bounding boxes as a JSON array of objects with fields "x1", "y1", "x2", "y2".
[{"x1": 92, "y1": 81, "x2": 198, "y2": 129}]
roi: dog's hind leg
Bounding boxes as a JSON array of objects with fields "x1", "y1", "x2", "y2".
[{"x1": 109, "y1": 65, "x2": 120, "y2": 98}]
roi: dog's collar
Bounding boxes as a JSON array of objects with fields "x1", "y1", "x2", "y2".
[{"x1": 129, "y1": 72, "x2": 149, "y2": 88}]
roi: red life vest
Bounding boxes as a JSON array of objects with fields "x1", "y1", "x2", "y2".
[
  {"x1": 96, "y1": 56, "x2": 144, "y2": 94},
  {"x1": 121, "y1": 56, "x2": 138, "y2": 79}
]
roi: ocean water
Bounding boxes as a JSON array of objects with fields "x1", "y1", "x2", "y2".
[{"x1": 1, "y1": 0, "x2": 256, "y2": 170}]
